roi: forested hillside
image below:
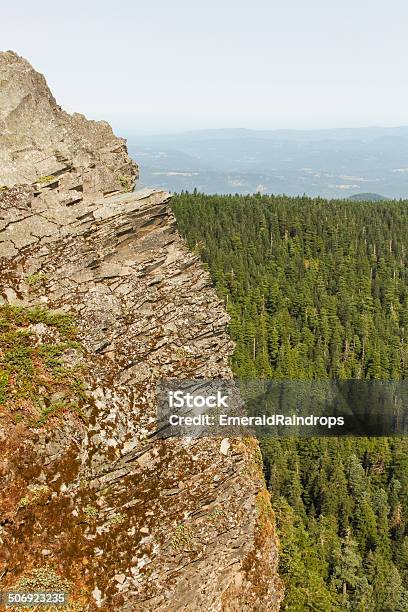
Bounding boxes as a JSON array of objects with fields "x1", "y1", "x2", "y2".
[{"x1": 173, "y1": 192, "x2": 408, "y2": 611}]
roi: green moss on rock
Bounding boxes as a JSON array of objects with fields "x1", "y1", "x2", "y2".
[{"x1": 0, "y1": 304, "x2": 87, "y2": 427}]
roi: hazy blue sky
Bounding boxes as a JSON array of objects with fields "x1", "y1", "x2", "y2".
[{"x1": 2, "y1": 0, "x2": 408, "y2": 133}]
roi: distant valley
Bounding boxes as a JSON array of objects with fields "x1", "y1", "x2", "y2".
[{"x1": 128, "y1": 126, "x2": 408, "y2": 199}]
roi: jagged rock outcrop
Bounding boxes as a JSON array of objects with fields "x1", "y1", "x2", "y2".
[
  {"x1": 0, "y1": 52, "x2": 283, "y2": 611},
  {"x1": 0, "y1": 51, "x2": 137, "y2": 195}
]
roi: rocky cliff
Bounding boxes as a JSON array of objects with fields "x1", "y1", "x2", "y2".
[{"x1": 0, "y1": 52, "x2": 283, "y2": 611}]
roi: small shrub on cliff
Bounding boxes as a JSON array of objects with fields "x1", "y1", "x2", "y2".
[
  {"x1": 10, "y1": 567, "x2": 81, "y2": 612},
  {"x1": 83, "y1": 505, "x2": 99, "y2": 522},
  {"x1": 14, "y1": 566, "x2": 71, "y2": 590},
  {"x1": 118, "y1": 174, "x2": 133, "y2": 192},
  {"x1": 17, "y1": 484, "x2": 51, "y2": 509},
  {"x1": 25, "y1": 272, "x2": 48, "y2": 287},
  {"x1": 171, "y1": 524, "x2": 194, "y2": 550},
  {"x1": 109, "y1": 512, "x2": 127, "y2": 526}
]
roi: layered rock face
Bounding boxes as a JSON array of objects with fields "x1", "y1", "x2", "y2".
[{"x1": 0, "y1": 52, "x2": 283, "y2": 611}]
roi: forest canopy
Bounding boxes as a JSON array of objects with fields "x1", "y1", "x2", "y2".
[{"x1": 173, "y1": 192, "x2": 408, "y2": 611}]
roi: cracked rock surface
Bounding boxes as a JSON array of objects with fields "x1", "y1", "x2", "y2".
[{"x1": 0, "y1": 52, "x2": 283, "y2": 611}]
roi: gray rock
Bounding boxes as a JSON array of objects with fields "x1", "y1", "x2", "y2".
[{"x1": 0, "y1": 51, "x2": 137, "y2": 195}]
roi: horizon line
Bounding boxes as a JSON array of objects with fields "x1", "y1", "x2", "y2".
[{"x1": 124, "y1": 124, "x2": 408, "y2": 137}]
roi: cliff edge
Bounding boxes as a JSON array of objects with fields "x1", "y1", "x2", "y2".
[{"x1": 0, "y1": 52, "x2": 283, "y2": 611}]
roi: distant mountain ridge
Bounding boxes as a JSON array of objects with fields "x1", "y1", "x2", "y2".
[
  {"x1": 140, "y1": 125, "x2": 408, "y2": 142},
  {"x1": 129, "y1": 126, "x2": 408, "y2": 199}
]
